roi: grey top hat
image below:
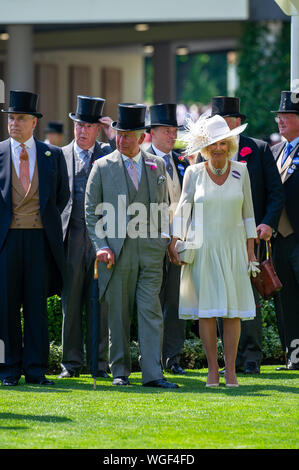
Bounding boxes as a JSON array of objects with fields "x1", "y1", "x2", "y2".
[
  {"x1": 1, "y1": 90, "x2": 43, "y2": 118},
  {"x1": 111, "y1": 103, "x2": 147, "y2": 131},
  {"x1": 271, "y1": 91, "x2": 299, "y2": 114},
  {"x1": 69, "y1": 95, "x2": 105, "y2": 123},
  {"x1": 210, "y1": 96, "x2": 246, "y2": 122}
]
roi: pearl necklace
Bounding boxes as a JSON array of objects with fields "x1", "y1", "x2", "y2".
[{"x1": 208, "y1": 159, "x2": 228, "y2": 176}]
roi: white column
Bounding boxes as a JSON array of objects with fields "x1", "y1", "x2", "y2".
[
  {"x1": 227, "y1": 51, "x2": 239, "y2": 97},
  {"x1": 291, "y1": 13, "x2": 299, "y2": 90},
  {"x1": 6, "y1": 25, "x2": 34, "y2": 92}
]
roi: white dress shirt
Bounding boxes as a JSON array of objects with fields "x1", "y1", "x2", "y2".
[{"x1": 10, "y1": 136, "x2": 36, "y2": 182}]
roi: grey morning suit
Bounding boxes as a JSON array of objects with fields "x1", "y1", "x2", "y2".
[
  {"x1": 85, "y1": 149, "x2": 169, "y2": 383},
  {"x1": 61, "y1": 140, "x2": 112, "y2": 373}
]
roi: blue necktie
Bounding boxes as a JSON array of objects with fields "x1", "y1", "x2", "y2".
[
  {"x1": 82, "y1": 150, "x2": 90, "y2": 174},
  {"x1": 163, "y1": 154, "x2": 173, "y2": 179},
  {"x1": 281, "y1": 143, "x2": 293, "y2": 167}
]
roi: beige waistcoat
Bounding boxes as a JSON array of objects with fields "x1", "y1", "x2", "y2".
[{"x1": 10, "y1": 160, "x2": 43, "y2": 229}]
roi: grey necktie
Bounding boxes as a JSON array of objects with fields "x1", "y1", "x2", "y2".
[{"x1": 163, "y1": 154, "x2": 173, "y2": 179}]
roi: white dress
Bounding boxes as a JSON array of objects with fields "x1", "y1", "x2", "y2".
[{"x1": 172, "y1": 161, "x2": 257, "y2": 320}]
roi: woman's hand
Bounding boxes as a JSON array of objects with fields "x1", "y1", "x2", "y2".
[{"x1": 247, "y1": 238, "x2": 257, "y2": 263}]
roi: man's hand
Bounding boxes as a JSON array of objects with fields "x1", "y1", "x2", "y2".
[
  {"x1": 100, "y1": 116, "x2": 116, "y2": 141},
  {"x1": 96, "y1": 247, "x2": 115, "y2": 269},
  {"x1": 168, "y1": 238, "x2": 184, "y2": 266},
  {"x1": 256, "y1": 223, "x2": 272, "y2": 242}
]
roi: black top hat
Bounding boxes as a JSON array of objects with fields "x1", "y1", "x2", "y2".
[
  {"x1": 111, "y1": 103, "x2": 147, "y2": 131},
  {"x1": 210, "y1": 96, "x2": 246, "y2": 122},
  {"x1": 271, "y1": 91, "x2": 299, "y2": 114},
  {"x1": 44, "y1": 121, "x2": 64, "y2": 134},
  {"x1": 148, "y1": 103, "x2": 179, "y2": 128},
  {"x1": 69, "y1": 95, "x2": 105, "y2": 123},
  {"x1": 1, "y1": 90, "x2": 43, "y2": 118}
]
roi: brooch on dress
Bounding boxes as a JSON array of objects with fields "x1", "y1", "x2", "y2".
[{"x1": 232, "y1": 170, "x2": 241, "y2": 179}]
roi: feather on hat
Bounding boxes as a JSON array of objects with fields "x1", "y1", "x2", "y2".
[{"x1": 182, "y1": 114, "x2": 247, "y2": 155}]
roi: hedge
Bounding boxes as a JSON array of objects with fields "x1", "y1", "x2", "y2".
[{"x1": 47, "y1": 296, "x2": 284, "y2": 373}]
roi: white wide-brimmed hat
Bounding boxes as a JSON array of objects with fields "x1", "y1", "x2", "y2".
[{"x1": 182, "y1": 114, "x2": 247, "y2": 155}]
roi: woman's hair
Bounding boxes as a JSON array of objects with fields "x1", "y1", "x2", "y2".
[{"x1": 200, "y1": 136, "x2": 238, "y2": 160}]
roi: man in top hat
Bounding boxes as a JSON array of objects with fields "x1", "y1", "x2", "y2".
[
  {"x1": 146, "y1": 103, "x2": 189, "y2": 375},
  {"x1": 197, "y1": 96, "x2": 284, "y2": 375},
  {"x1": 0, "y1": 90, "x2": 70, "y2": 386},
  {"x1": 271, "y1": 90, "x2": 299, "y2": 370},
  {"x1": 85, "y1": 103, "x2": 178, "y2": 388},
  {"x1": 59, "y1": 95, "x2": 116, "y2": 379},
  {"x1": 44, "y1": 121, "x2": 65, "y2": 147}
]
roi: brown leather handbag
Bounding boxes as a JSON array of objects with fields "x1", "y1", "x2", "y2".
[{"x1": 251, "y1": 241, "x2": 282, "y2": 299}]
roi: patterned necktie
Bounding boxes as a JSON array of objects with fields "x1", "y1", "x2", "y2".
[
  {"x1": 19, "y1": 143, "x2": 30, "y2": 192},
  {"x1": 281, "y1": 143, "x2": 293, "y2": 167},
  {"x1": 82, "y1": 150, "x2": 90, "y2": 174},
  {"x1": 127, "y1": 159, "x2": 139, "y2": 190},
  {"x1": 164, "y1": 154, "x2": 173, "y2": 179}
]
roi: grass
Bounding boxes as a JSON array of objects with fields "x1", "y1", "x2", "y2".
[{"x1": 0, "y1": 366, "x2": 298, "y2": 450}]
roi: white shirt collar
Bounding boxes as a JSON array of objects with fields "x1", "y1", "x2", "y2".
[
  {"x1": 288, "y1": 136, "x2": 299, "y2": 148},
  {"x1": 11, "y1": 135, "x2": 35, "y2": 150},
  {"x1": 122, "y1": 151, "x2": 142, "y2": 163},
  {"x1": 74, "y1": 141, "x2": 95, "y2": 156},
  {"x1": 152, "y1": 143, "x2": 172, "y2": 158}
]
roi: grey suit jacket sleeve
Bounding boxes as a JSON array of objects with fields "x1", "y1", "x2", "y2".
[{"x1": 85, "y1": 160, "x2": 109, "y2": 253}]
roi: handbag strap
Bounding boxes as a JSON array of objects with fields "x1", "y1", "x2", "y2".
[
  {"x1": 266, "y1": 241, "x2": 274, "y2": 264},
  {"x1": 256, "y1": 242, "x2": 262, "y2": 263}
]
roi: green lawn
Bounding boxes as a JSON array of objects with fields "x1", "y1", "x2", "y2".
[{"x1": 0, "y1": 366, "x2": 298, "y2": 449}]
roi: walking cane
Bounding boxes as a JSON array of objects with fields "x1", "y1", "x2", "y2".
[
  {"x1": 92, "y1": 257, "x2": 112, "y2": 390},
  {"x1": 93, "y1": 259, "x2": 99, "y2": 390}
]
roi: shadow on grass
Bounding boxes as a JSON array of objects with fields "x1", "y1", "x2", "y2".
[
  {"x1": 4, "y1": 370, "x2": 298, "y2": 396},
  {"x1": 0, "y1": 412, "x2": 72, "y2": 430}
]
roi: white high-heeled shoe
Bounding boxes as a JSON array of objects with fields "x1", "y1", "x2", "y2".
[{"x1": 224, "y1": 375, "x2": 239, "y2": 387}]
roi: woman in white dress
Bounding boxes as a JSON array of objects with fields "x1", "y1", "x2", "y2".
[{"x1": 169, "y1": 115, "x2": 258, "y2": 388}]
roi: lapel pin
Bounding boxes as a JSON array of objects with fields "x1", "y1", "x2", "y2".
[
  {"x1": 45, "y1": 151, "x2": 51, "y2": 157},
  {"x1": 158, "y1": 175, "x2": 166, "y2": 184}
]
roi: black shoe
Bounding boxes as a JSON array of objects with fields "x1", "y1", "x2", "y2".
[
  {"x1": 169, "y1": 363, "x2": 186, "y2": 375},
  {"x1": 276, "y1": 360, "x2": 299, "y2": 371},
  {"x1": 94, "y1": 370, "x2": 110, "y2": 378},
  {"x1": 58, "y1": 369, "x2": 80, "y2": 378},
  {"x1": 25, "y1": 376, "x2": 55, "y2": 385},
  {"x1": 244, "y1": 362, "x2": 260, "y2": 375},
  {"x1": 112, "y1": 376, "x2": 130, "y2": 386},
  {"x1": 143, "y1": 378, "x2": 179, "y2": 389},
  {"x1": 2, "y1": 377, "x2": 19, "y2": 386}
]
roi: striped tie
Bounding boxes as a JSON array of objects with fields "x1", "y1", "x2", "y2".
[
  {"x1": 281, "y1": 143, "x2": 293, "y2": 167},
  {"x1": 19, "y1": 144, "x2": 30, "y2": 192}
]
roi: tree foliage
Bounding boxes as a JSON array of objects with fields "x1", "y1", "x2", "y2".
[{"x1": 236, "y1": 21, "x2": 290, "y2": 139}]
